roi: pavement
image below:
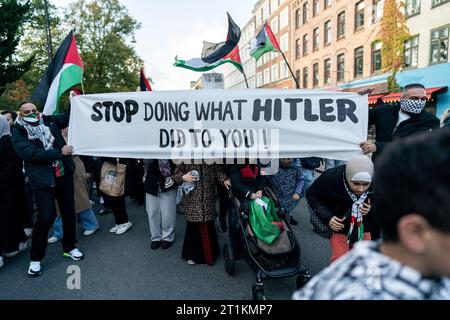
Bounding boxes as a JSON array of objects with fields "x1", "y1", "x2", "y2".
[{"x1": 0, "y1": 198, "x2": 330, "y2": 300}]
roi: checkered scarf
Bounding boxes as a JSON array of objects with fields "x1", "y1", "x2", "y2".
[
  {"x1": 400, "y1": 98, "x2": 426, "y2": 114},
  {"x1": 16, "y1": 117, "x2": 55, "y2": 151},
  {"x1": 343, "y1": 174, "x2": 368, "y2": 244}
]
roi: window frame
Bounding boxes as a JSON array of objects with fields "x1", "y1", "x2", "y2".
[
  {"x1": 313, "y1": 62, "x2": 319, "y2": 87},
  {"x1": 337, "y1": 11, "x2": 346, "y2": 39},
  {"x1": 337, "y1": 53, "x2": 345, "y2": 82},
  {"x1": 354, "y1": 46, "x2": 364, "y2": 77},
  {"x1": 355, "y1": 1, "x2": 365, "y2": 31},
  {"x1": 429, "y1": 25, "x2": 449, "y2": 65},
  {"x1": 404, "y1": 35, "x2": 419, "y2": 69}
]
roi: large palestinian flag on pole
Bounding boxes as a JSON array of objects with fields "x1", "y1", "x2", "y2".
[
  {"x1": 174, "y1": 12, "x2": 242, "y2": 73},
  {"x1": 32, "y1": 31, "x2": 84, "y2": 115},
  {"x1": 250, "y1": 23, "x2": 281, "y2": 61},
  {"x1": 174, "y1": 45, "x2": 243, "y2": 72}
]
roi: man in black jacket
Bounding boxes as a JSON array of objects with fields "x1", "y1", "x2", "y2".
[
  {"x1": 11, "y1": 102, "x2": 84, "y2": 277},
  {"x1": 360, "y1": 83, "x2": 440, "y2": 161}
]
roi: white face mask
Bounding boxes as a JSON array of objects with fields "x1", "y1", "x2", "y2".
[{"x1": 400, "y1": 98, "x2": 426, "y2": 114}]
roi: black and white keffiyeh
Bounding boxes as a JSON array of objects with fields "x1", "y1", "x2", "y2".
[
  {"x1": 292, "y1": 241, "x2": 450, "y2": 300},
  {"x1": 400, "y1": 98, "x2": 426, "y2": 114},
  {"x1": 16, "y1": 117, "x2": 55, "y2": 151}
]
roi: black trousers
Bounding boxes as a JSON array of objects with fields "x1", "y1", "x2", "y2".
[
  {"x1": 103, "y1": 194, "x2": 129, "y2": 225},
  {"x1": 31, "y1": 175, "x2": 77, "y2": 261}
]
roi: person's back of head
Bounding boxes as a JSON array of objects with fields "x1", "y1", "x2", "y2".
[{"x1": 374, "y1": 129, "x2": 450, "y2": 277}]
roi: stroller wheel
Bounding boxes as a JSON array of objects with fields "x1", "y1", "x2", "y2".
[
  {"x1": 223, "y1": 244, "x2": 235, "y2": 276},
  {"x1": 252, "y1": 284, "x2": 265, "y2": 300}
]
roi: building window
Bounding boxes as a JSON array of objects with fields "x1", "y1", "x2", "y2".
[
  {"x1": 404, "y1": 35, "x2": 419, "y2": 68},
  {"x1": 303, "y1": 34, "x2": 309, "y2": 55},
  {"x1": 372, "y1": 42, "x2": 382, "y2": 73},
  {"x1": 272, "y1": 64, "x2": 279, "y2": 82},
  {"x1": 313, "y1": 28, "x2": 320, "y2": 51},
  {"x1": 280, "y1": 7, "x2": 289, "y2": 29},
  {"x1": 280, "y1": 33, "x2": 289, "y2": 52},
  {"x1": 324, "y1": 20, "x2": 331, "y2": 45},
  {"x1": 303, "y1": 2, "x2": 309, "y2": 24},
  {"x1": 324, "y1": 0, "x2": 331, "y2": 9},
  {"x1": 281, "y1": 61, "x2": 289, "y2": 78},
  {"x1": 271, "y1": 17, "x2": 279, "y2": 34},
  {"x1": 295, "y1": 8, "x2": 301, "y2": 29},
  {"x1": 355, "y1": 1, "x2": 365, "y2": 30},
  {"x1": 324, "y1": 58, "x2": 331, "y2": 84},
  {"x1": 354, "y1": 47, "x2": 364, "y2": 77},
  {"x1": 257, "y1": 72, "x2": 263, "y2": 87},
  {"x1": 303, "y1": 67, "x2": 309, "y2": 88},
  {"x1": 405, "y1": 0, "x2": 420, "y2": 17},
  {"x1": 372, "y1": 0, "x2": 384, "y2": 23},
  {"x1": 271, "y1": 0, "x2": 279, "y2": 13},
  {"x1": 256, "y1": 11, "x2": 262, "y2": 27},
  {"x1": 263, "y1": 2, "x2": 270, "y2": 21},
  {"x1": 337, "y1": 53, "x2": 345, "y2": 82},
  {"x1": 295, "y1": 69, "x2": 301, "y2": 85},
  {"x1": 337, "y1": 11, "x2": 345, "y2": 39},
  {"x1": 295, "y1": 38, "x2": 301, "y2": 59},
  {"x1": 313, "y1": 0, "x2": 320, "y2": 17},
  {"x1": 432, "y1": 0, "x2": 450, "y2": 8},
  {"x1": 313, "y1": 63, "x2": 319, "y2": 87},
  {"x1": 264, "y1": 68, "x2": 270, "y2": 85},
  {"x1": 430, "y1": 26, "x2": 449, "y2": 64}
]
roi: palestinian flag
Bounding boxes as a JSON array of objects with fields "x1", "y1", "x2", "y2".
[
  {"x1": 174, "y1": 45, "x2": 243, "y2": 73},
  {"x1": 174, "y1": 12, "x2": 242, "y2": 73},
  {"x1": 140, "y1": 68, "x2": 152, "y2": 91},
  {"x1": 250, "y1": 23, "x2": 281, "y2": 61},
  {"x1": 32, "y1": 31, "x2": 84, "y2": 115}
]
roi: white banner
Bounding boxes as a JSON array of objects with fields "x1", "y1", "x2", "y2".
[{"x1": 68, "y1": 89, "x2": 368, "y2": 160}]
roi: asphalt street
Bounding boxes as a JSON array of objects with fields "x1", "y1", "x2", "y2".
[{"x1": 0, "y1": 198, "x2": 330, "y2": 300}]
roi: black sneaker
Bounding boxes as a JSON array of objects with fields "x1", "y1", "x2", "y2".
[
  {"x1": 161, "y1": 241, "x2": 173, "y2": 250},
  {"x1": 98, "y1": 207, "x2": 110, "y2": 216},
  {"x1": 151, "y1": 241, "x2": 162, "y2": 250}
]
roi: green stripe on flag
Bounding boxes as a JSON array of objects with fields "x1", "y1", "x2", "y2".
[{"x1": 56, "y1": 64, "x2": 83, "y2": 114}]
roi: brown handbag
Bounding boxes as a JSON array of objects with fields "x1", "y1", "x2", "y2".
[{"x1": 99, "y1": 161, "x2": 126, "y2": 197}]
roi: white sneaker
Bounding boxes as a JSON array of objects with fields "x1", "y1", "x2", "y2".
[
  {"x1": 89, "y1": 200, "x2": 95, "y2": 206},
  {"x1": 83, "y1": 227, "x2": 99, "y2": 236},
  {"x1": 0, "y1": 256, "x2": 4, "y2": 269},
  {"x1": 99, "y1": 197, "x2": 104, "y2": 204},
  {"x1": 24, "y1": 228, "x2": 33, "y2": 238},
  {"x1": 48, "y1": 236, "x2": 61, "y2": 244},
  {"x1": 115, "y1": 222, "x2": 133, "y2": 235},
  {"x1": 109, "y1": 225, "x2": 120, "y2": 233},
  {"x1": 27, "y1": 261, "x2": 42, "y2": 277},
  {"x1": 4, "y1": 241, "x2": 27, "y2": 258},
  {"x1": 64, "y1": 248, "x2": 84, "y2": 261}
]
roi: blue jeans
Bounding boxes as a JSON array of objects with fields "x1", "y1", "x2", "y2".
[
  {"x1": 301, "y1": 168, "x2": 315, "y2": 197},
  {"x1": 324, "y1": 159, "x2": 346, "y2": 171},
  {"x1": 53, "y1": 209, "x2": 99, "y2": 239}
]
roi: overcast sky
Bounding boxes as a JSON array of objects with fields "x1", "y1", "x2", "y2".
[{"x1": 52, "y1": 0, "x2": 255, "y2": 90}]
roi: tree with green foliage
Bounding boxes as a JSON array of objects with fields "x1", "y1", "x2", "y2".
[
  {"x1": 17, "y1": 0, "x2": 64, "y2": 89},
  {"x1": 65, "y1": 0, "x2": 143, "y2": 93},
  {"x1": 377, "y1": 0, "x2": 411, "y2": 92},
  {"x1": 0, "y1": 0, "x2": 33, "y2": 100}
]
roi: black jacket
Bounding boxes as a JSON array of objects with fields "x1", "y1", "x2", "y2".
[
  {"x1": 369, "y1": 104, "x2": 440, "y2": 159},
  {"x1": 11, "y1": 112, "x2": 75, "y2": 190},
  {"x1": 144, "y1": 160, "x2": 176, "y2": 196},
  {"x1": 306, "y1": 165, "x2": 380, "y2": 239},
  {"x1": 229, "y1": 164, "x2": 266, "y2": 199}
]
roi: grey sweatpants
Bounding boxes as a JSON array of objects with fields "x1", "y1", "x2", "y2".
[{"x1": 145, "y1": 189, "x2": 177, "y2": 242}]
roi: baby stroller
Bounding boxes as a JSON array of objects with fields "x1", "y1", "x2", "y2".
[{"x1": 222, "y1": 180, "x2": 310, "y2": 300}]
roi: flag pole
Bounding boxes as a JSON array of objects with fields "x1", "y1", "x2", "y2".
[
  {"x1": 81, "y1": 78, "x2": 85, "y2": 94},
  {"x1": 242, "y1": 70, "x2": 250, "y2": 89},
  {"x1": 280, "y1": 51, "x2": 300, "y2": 89}
]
